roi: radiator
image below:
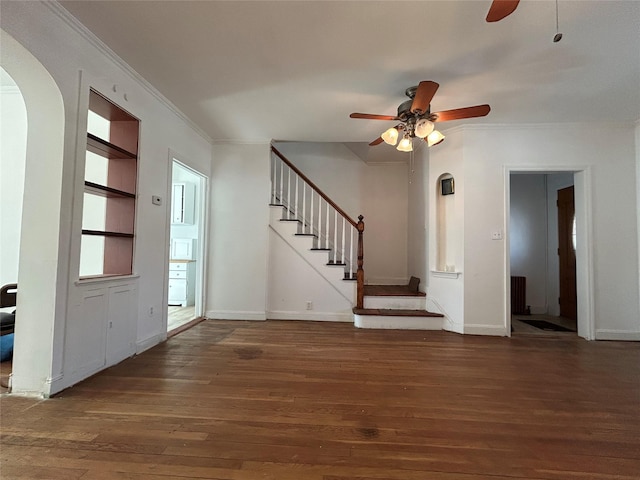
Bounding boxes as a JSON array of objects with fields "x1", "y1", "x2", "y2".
[{"x1": 511, "y1": 276, "x2": 527, "y2": 314}]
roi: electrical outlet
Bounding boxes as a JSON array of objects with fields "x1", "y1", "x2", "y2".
[
  {"x1": 305, "y1": 301, "x2": 313, "y2": 311},
  {"x1": 149, "y1": 306, "x2": 154, "y2": 316}
]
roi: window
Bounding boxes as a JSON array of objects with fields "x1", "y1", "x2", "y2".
[{"x1": 79, "y1": 89, "x2": 139, "y2": 278}]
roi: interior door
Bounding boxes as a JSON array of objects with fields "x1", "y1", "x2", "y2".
[{"x1": 557, "y1": 186, "x2": 577, "y2": 321}]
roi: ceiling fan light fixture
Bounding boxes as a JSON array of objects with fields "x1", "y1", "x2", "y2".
[
  {"x1": 381, "y1": 127, "x2": 399, "y2": 145},
  {"x1": 397, "y1": 133, "x2": 413, "y2": 152},
  {"x1": 415, "y1": 118, "x2": 434, "y2": 138},
  {"x1": 427, "y1": 130, "x2": 445, "y2": 147}
]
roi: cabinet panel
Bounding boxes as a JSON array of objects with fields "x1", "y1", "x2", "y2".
[
  {"x1": 168, "y1": 262, "x2": 196, "y2": 307},
  {"x1": 171, "y1": 183, "x2": 194, "y2": 224},
  {"x1": 169, "y1": 278, "x2": 187, "y2": 305},
  {"x1": 171, "y1": 238, "x2": 194, "y2": 260}
]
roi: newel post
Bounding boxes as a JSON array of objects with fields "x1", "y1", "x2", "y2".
[{"x1": 356, "y1": 215, "x2": 365, "y2": 309}]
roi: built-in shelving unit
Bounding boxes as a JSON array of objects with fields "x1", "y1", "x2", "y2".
[{"x1": 79, "y1": 89, "x2": 139, "y2": 278}]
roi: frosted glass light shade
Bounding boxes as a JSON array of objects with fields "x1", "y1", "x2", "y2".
[
  {"x1": 381, "y1": 127, "x2": 399, "y2": 145},
  {"x1": 427, "y1": 130, "x2": 445, "y2": 147},
  {"x1": 396, "y1": 134, "x2": 413, "y2": 152},
  {"x1": 415, "y1": 118, "x2": 434, "y2": 138}
]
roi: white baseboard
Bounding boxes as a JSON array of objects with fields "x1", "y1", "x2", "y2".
[
  {"x1": 205, "y1": 310, "x2": 267, "y2": 321},
  {"x1": 595, "y1": 329, "x2": 640, "y2": 341},
  {"x1": 463, "y1": 324, "x2": 509, "y2": 336},
  {"x1": 267, "y1": 311, "x2": 353, "y2": 322},
  {"x1": 136, "y1": 332, "x2": 166, "y2": 354},
  {"x1": 443, "y1": 320, "x2": 464, "y2": 334}
]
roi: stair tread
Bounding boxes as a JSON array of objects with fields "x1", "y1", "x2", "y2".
[
  {"x1": 364, "y1": 285, "x2": 426, "y2": 297},
  {"x1": 295, "y1": 233, "x2": 317, "y2": 237},
  {"x1": 353, "y1": 308, "x2": 443, "y2": 317}
]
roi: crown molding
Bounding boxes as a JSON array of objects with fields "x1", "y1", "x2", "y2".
[
  {"x1": 442, "y1": 121, "x2": 636, "y2": 134},
  {"x1": 212, "y1": 139, "x2": 272, "y2": 146},
  {"x1": 44, "y1": 1, "x2": 211, "y2": 144}
]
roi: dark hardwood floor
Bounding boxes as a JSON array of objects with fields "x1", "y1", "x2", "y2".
[{"x1": 1, "y1": 319, "x2": 639, "y2": 479}]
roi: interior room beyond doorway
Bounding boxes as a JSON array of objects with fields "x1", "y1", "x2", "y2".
[
  {"x1": 167, "y1": 160, "x2": 205, "y2": 333},
  {"x1": 509, "y1": 172, "x2": 577, "y2": 336}
]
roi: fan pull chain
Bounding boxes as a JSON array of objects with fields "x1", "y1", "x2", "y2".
[{"x1": 553, "y1": 0, "x2": 563, "y2": 42}]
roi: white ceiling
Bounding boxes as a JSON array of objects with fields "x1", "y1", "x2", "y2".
[{"x1": 59, "y1": 0, "x2": 640, "y2": 145}]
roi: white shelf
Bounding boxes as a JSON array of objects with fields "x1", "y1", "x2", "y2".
[{"x1": 431, "y1": 270, "x2": 462, "y2": 279}]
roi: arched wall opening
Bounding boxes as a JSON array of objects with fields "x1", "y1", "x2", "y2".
[
  {"x1": 1, "y1": 29, "x2": 66, "y2": 396},
  {"x1": 435, "y1": 173, "x2": 456, "y2": 272},
  {"x1": 0, "y1": 67, "x2": 27, "y2": 389}
]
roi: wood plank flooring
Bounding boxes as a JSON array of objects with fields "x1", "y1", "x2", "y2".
[{"x1": 1, "y1": 319, "x2": 639, "y2": 479}]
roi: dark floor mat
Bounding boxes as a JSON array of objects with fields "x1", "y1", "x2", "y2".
[{"x1": 519, "y1": 319, "x2": 575, "y2": 332}]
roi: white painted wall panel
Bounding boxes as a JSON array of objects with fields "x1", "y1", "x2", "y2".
[{"x1": 207, "y1": 143, "x2": 270, "y2": 320}]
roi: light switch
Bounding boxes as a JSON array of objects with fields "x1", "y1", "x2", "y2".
[{"x1": 152, "y1": 195, "x2": 162, "y2": 206}]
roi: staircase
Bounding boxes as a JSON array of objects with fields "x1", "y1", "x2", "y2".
[
  {"x1": 270, "y1": 145, "x2": 444, "y2": 330},
  {"x1": 353, "y1": 278, "x2": 444, "y2": 330},
  {"x1": 269, "y1": 205, "x2": 356, "y2": 304}
]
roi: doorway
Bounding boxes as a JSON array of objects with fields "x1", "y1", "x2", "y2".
[
  {"x1": 508, "y1": 172, "x2": 579, "y2": 336},
  {"x1": 0, "y1": 67, "x2": 27, "y2": 392},
  {"x1": 167, "y1": 160, "x2": 207, "y2": 333}
]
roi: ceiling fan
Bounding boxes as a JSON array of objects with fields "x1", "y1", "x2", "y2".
[
  {"x1": 350, "y1": 81, "x2": 490, "y2": 151},
  {"x1": 486, "y1": 0, "x2": 520, "y2": 22}
]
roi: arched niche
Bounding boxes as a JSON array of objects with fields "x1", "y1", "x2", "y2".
[
  {"x1": 1, "y1": 29, "x2": 66, "y2": 396},
  {"x1": 435, "y1": 173, "x2": 456, "y2": 272}
]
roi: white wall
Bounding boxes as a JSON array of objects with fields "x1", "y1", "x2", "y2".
[
  {"x1": 0, "y1": 69, "x2": 27, "y2": 288},
  {"x1": 407, "y1": 147, "x2": 429, "y2": 289},
  {"x1": 428, "y1": 131, "x2": 465, "y2": 332},
  {"x1": 275, "y1": 142, "x2": 409, "y2": 285},
  {"x1": 267, "y1": 225, "x2": 353, "y2": 321},
  {"x1": 429, "y1": 123, "x2": 640, "y2": 339},
  {"x1": 1, "y1": 2, "x2": 212, "y2": 395},
  {"x1": 509, "y1": 174, "x2": 548, "y2": 313},
  {"x1": 206, "y1": 143, "x2": 271, "y2": 320}
]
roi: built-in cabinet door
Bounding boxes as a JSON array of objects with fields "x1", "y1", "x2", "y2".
[
  {"x1": 168, "y1": 278, "x2": 187, "y2": 305},
  {"x1": 106, "y1": 284, "x2": 137, "y2": 366}
]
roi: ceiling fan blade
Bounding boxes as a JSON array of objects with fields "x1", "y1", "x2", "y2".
[
  {"x1": 411, "y1": 81, "x2": 439, "y2": 115},
  {"x1": 350, "y1": 113, "x2": 399, "y2": 121},
  {"x1": 486, "y1": 0, "x2": 520, "y2": 22},
  {"x1": 431, "y1": 104, "x2": 491, "y2": 122}
]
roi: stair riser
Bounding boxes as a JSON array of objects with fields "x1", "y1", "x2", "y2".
[
  {"x1": 354, "y1": 314, "x2": 443, "y2": 330},
  {"x1": 363, "y1": 296, "x2": 426, "y2": 310}
]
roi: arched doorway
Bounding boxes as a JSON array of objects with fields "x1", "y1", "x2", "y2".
[{"x1": 1, "y1": 29, "x2": 66, "y2": 396}]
